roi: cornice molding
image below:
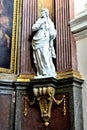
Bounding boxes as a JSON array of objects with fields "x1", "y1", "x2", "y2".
[{"x1": 70, "y1": 9, "x2": 87, "y2": 40}]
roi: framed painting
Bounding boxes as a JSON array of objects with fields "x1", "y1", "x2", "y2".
[{"x1": 0, "y1": 0, "x2": 21, "y2": 73}]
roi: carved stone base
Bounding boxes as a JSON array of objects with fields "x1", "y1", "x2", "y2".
[
  {"x1": 0, "y1": 77, "x2": 84, "y2": 130},
  {"x1": 30, "y1": 77, "x2": 84, "y2": 130}
]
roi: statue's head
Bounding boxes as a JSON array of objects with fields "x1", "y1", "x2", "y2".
[{"x1": 41, "y1": 8, "x2": 49, "y2": 18}]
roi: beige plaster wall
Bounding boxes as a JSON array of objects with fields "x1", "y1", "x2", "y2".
[
  {"x1": 76, "y1": 37, "x2": 87, "y2": 130},
  {"x1": 74, "y1": 0, "x2": 87, "y2": 15}
]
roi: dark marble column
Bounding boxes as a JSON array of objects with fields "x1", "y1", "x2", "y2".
[
  {"x1": 17, "y1": 0, "x2": 38, "y2": 81},
  {"x1": 54, "y1": 0, "x2": 79, "y2": 78},
  {"x1": 20, "y1": 0, "x2": 38, "y2": 74}
]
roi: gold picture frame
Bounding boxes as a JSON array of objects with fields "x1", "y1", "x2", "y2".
[{"x1": 0, "y1": 0, "x2": 21, "y2": 73}]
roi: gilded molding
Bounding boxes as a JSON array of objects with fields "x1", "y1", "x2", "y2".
[
  {"x1": 17, "y1": 0, "x2": 22, "y2": 74},
  {"x1": 57, "y1": 69, "x2": 82, "y2": 80},
  {"x1": 17, "y1": 69, "x2": 82, "y2": 82},
  {"x1": 17, "y1": 74, "x2": 35, "y2": 82},
  {"x1": 23, "y1": 96, "x2": 35, "y2": 116},
  {"x1": 15, "y1": 0, "x2": 22, "y2": 73}
]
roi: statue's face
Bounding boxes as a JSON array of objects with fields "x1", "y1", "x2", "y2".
[{"x1": 41, "y1": 10, "x2": 46, "y2": 18}]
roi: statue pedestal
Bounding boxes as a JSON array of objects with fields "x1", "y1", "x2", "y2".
[
  {"x1": 31, "y1": 77, "x2": 57, "y2": 126},
  {"x1": 0, "y1": 77, "x2": 84, "y2": 130},
  {"x1": 30, "y1": 77, "x2": 84, "y2": 130}
]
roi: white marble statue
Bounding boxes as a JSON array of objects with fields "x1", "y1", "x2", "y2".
[{"x1": 32, "y1": 8, "x2": 57, "y2": 78}]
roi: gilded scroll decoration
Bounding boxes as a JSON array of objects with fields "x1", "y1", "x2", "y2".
[
  {"x1": 23, "y1": 86, "x2": 66, "y2": 126},
  {"x1": 23, "y1": 96, "x2": 35, "y2": 117}
]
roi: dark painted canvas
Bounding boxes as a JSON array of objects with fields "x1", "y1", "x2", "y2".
[{"x1": 0, "y1": 0, "x2": 13, "y2": 69}]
